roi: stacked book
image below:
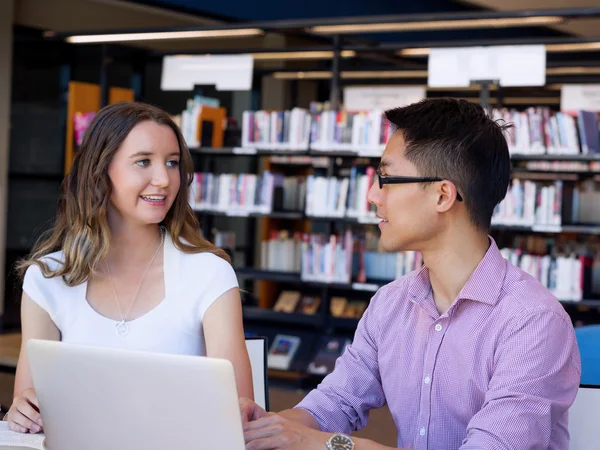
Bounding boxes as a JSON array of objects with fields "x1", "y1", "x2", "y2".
[
  {"x1": 241, "y1": 108, "x2": 312, "y2": 151},
  {"x1": 237, "y1": 106, "x2": 598, "y2": 156},
  {"x1": 492, "y1": 107, "x2": 597, "y2": 156},
  {"x1": 190, "y1": 171, "x2": 275, "y2": 215},
  {"x1": 260, "y1": 228, "x2": 424, "y2": 284},
  {"x1": 345, "y1": 167, "x2": 377, "y2": 222},
  {"x1": 300, "y1": 230, "x2": 355, "y2": 284},
  {"x1": 492, "y1": 179, "x2": 562, "y2": 228},
  {"x1": 260, "y1": 231, "x2": 303, "y2": 273},
  {"x1": 500, "y1": 247, "x2": 591, "y2": 302},
  {"x1": 305, "y1": 175, "x2": 349, "y2": 218},
  {"x1": 353, "y1": 230, "x2": 422, "y2": 282},
  {"x1": 304, "y1": 168, "x2": 377, "y2": 222},
  {"x1": 309, "y1": 108, "x2": 392, "y2": 155}
]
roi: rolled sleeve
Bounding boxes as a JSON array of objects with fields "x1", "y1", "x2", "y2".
[
  {"x1": 461, "y1": 308, "x2": 581, "y2": 449},
  {"x1": 295, "y1": 296, "x2": 386, "y2": 434}
]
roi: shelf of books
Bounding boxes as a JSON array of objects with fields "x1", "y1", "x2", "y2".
[{"x1": 188, "y1": 102, "x2": 600, "y2": 386}]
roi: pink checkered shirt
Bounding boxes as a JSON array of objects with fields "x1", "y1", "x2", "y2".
[{"x1": 296, "y1": 237, "x2": 581, "y2": 449}]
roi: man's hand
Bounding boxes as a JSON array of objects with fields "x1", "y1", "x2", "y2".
[
  {"x1": 244, "y1": 413, "x2": 330, "y2": 450},
  {"x1": 240, "y1": 397, "x2": 271, "y2": 424},
  {"x1": 6, "y1": 388, "x2": 43, "y2": 434}
]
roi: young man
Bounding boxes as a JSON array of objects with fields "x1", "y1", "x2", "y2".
[{"x1": 241, "y1": 98, "x2": 581, "y2": 450}]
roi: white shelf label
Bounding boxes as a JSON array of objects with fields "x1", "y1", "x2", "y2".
[
  {"x1": 233, "y1": 147, "x2": 257, "y2": 155},
  {"x1": 351, "y1": 282, "x2": 379, "y2": 292},
  {"x1": 561, "y1": 85, "x2": 600, "y2": 113},
  {"x1": 428, "y1": 45, "x2": 546, "y2": 88},
  {"x1": 531, "y1": 224, "x2": 562, "y2": 233},
  {"x1": 344, "y1": 86, "x2": 426, "y2": 111},
  {"x1": 161, "y1": 54, "x2": 254, "y2": 91},
  {"x1": 358, "y1": 149, "x2": 383, "y2": 158},
  {"x1": 357, "y1": 216, "x2": 380, "y2": 224},
  {"x1": 226, "y1": 210, "x2": 251, "y2": 217}
]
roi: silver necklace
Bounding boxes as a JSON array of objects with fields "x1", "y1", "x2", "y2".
[{"x1": 105, "y1": 230, "x2": 164, "y2": 337}]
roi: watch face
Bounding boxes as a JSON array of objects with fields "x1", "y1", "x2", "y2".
[{"x1": 330, "y1": 434, "x2": 354, "y2": 450}]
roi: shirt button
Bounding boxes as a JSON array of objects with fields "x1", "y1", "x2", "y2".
[
  {"x1": 420, "y1": 427, "x2": 426, "y2": 436},
  {"x1": 424, "y1": 376, "x2": 431, "y2": 384},
  {"x1": 435, "y1": 324, "x2": 443, "y2": 332}
]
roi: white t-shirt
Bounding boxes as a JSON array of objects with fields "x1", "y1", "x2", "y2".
[{"x1": 22, "y1": 233, "x2": 238, "y2": 356}]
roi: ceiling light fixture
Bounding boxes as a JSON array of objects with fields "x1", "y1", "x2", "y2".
[
  {"x1": 398, "y1": 41, "x2": 600, "y2": 57},
  {"x1": 273, "y1": 67, "x2": 600, "y2": 80},
  {"x1": 545, "y1": 42, "x2": 600, "y2": 52},
  {"x1": 251, "y1": 50, "x2": 356, "y2": 60},
  {"x1": 546, "y1": 67, "x2": 600, "y2": 75},
  {"x1": 274, "y1": 71, "x2": 333, "y2": 80},
  {"x1": 66, "y1": 28, "x2": 264, "y2": 44},
  {"x1": 308, "y1": 16, "x2": 564, "y2": 35},
  {"x1": 397, "y1": 48, "x2": 431, "y2": 57},
  {"x1": 273, "y1": 70, "x2": 428, "y2": 80}
]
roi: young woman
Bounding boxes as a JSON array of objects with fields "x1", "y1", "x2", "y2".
[{"x1": 6, "y1": 101, "x2": 253, "y2": 433}]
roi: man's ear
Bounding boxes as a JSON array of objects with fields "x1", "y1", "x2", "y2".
[{"x1": 435, "y1": 181, "x2": 459, "y2": 212}]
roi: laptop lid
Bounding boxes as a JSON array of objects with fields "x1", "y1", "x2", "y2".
[
  {"x1": 27, "y1": 339, "x2": 245, "y2": 450},
  {"x1": 569, "y1": 384, "x2": 600, "y2": 450}
]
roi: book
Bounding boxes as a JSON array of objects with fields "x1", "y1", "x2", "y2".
[
  {"x1": 492, "y1": 179, "x2": 562, "y2": 227},
  {"x1": 296, "y1": 295, "x2": 320, "y2": 315},
  {"x1": 499, "y1": 244, "x2": 593, "y2": 302},
  {"x1": 342, "y1": 300, "x2": 368, "y2": 319},
  {"x1": 492, "y1": 107, "x2": 581, "y2": 155},
  {"x1": 577, "y1": 111, "x2": 600, "y2": 154},
  {"x1": 267, "y1": 334, "x2": 301, "y2": 371},
  {"x1": 242, "y1": 108, "x2": 311, "y2": 151},
  {"x1": 330, "y1": 297, "x2": 348, "y2": 317},
  {"x1": 261, "y1": 231, "x2": 303, "y2": 273},
  {"x1": 273, "y1": 291, "x2": 302, "y2": 313},
  {"x1": 0, "y1": 422, "x2": 45, "y2": 449},
  {"x1": 307, "y1": 336, "x2": 352, "y2": 375}
]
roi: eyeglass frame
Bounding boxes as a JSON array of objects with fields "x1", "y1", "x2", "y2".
[{"x1": 377, "y1": 175, "x2": 463, "y2": 202}]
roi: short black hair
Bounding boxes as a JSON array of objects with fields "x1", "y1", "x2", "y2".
[{"x1": 384, "y1": 98, "x2": 511, "y2": 230}]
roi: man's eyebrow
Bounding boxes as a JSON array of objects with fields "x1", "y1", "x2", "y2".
[{"x1": 377, "y1": 160, "x2": 391, "y2": 171}]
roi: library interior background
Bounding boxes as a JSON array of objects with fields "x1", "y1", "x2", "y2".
[{"x1": 1, "y1": 0, "x2": 600, "y2": 445}]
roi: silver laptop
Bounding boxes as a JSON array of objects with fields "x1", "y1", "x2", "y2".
[{"x1": 27, "y1": 339, "x2": 245, "y2": 450}]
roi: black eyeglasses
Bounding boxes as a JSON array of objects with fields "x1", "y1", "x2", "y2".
[{"x1": 377, "y1": 175, "x2": 463, "y2": 202}]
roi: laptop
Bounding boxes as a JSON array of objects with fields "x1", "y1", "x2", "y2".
[
  {"x1": 568, "y1": 384, "x2": 600, "y2": 450},
  {"x1": 27, "y1": 339, "x2": 245, "y2": 450}
]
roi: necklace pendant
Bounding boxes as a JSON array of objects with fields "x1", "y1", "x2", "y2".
[{"x1": 116, "y1": 321, "x2": 130, "y2": 337}]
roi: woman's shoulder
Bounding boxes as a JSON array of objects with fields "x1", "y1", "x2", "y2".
[
  {"x1": 174, "y1": 247, "x2": 239, "y2": 314},
  {"x1": 24, "y1": 250, "x2": 66, "y2": 279},
  {"x1": 178, "y1": 248, "x2": 235, "y2": 274},
  {"x1": 172, "y1": 235, "x2": 233, "y2": 269},
  {"x1": 22, "y1": 250, "x2": 71, "y2": 320}
]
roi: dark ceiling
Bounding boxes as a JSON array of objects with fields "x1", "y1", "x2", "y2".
[{"x1": 121, "y1": 0, "x2": 571, "y2": 45}]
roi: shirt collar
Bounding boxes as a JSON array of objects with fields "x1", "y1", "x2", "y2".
[
  {"x1": 406, "y1": 236, "x2": 507, "y2": 307},
  {"x1": 456, "y1": 236, "x2": 507, "y2": 305}
]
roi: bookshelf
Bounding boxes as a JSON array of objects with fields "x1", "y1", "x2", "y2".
[
  {"x1": 198, "y1": 208, "x2": 600, "y2": 235},
  {"x1": 51, "y1": 7, "x2": 600, "y2": 385},
  {"x1": 64, "y1": 81, "x2": 134, "y2": 175},
  {"x1": 511, "y1": 154, "x2": 600, "y2": 162},
  {"x1": 193, "y1": 131, "x2": 600, "y2": 384}
]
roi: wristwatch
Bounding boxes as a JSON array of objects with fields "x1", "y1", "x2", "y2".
[{"x1": 325, "y1": 433, "x2": 355, "y2": 450}]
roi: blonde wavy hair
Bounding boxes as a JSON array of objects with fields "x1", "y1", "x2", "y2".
[{"x1": 17, "y1": 101, "x2": 230, "y2": 286}]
